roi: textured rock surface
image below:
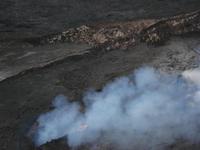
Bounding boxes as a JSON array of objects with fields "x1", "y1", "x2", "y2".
[
  {"x1": 40, "y1": 11, "x2": 200, "y2": 49},
  {"x1": 1, "y1": 0, "x2": 200, "y2": 40},
  {"x1": 0, "y1": 42, "x2": 90, "y2": 82},
  {"x1": 41, "y1": 19, "x2": 156, "y2": 49},
  {"x1": 142, "y1": 11, "x2": 200, "y2": 44},
  {"x1": 1, "y1": 10, "x2": 199, "y2": 83}
]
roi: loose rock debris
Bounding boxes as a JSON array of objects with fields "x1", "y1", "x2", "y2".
[{"x1": 41, "y1": 10, "x2": 200, "y2": 50}]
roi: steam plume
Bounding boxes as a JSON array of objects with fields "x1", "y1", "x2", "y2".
[{"x1": 33, "y1": 67, "x2": 200, "y2": 149}]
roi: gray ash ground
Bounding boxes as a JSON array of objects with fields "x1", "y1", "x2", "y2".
[{"x1": 1, "y1": 1, "x2": 200, "y2": 150}]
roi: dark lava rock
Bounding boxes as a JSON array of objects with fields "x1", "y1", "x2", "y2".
[{"x1": 1, "y1": 0, "x2": 200, "y2": 40}]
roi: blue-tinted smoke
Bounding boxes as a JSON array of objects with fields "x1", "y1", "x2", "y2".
[{"x1": 33, "y1": 67, "x2": 200, "y2": 150}]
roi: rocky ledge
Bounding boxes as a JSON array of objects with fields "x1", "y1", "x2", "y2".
[{"x1": 39, "y1": 10, "x2": 200, "y2": 49}]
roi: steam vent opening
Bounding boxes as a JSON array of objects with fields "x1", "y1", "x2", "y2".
[{"x1": 1, "y1": 1, "x2": 200, "y2": 150}]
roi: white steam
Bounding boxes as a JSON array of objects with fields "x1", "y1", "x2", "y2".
[{"x1": 34, "y1": 67, "x2": 200, "y2": 149}]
